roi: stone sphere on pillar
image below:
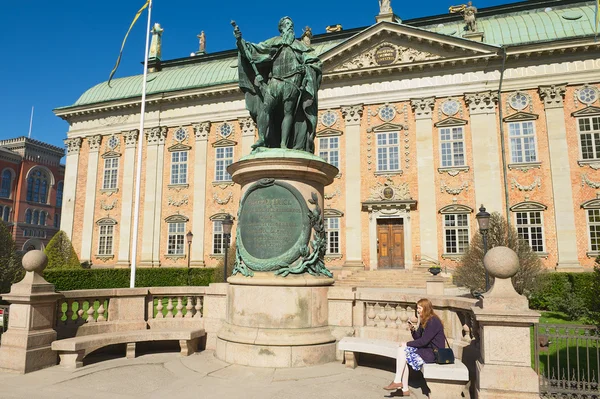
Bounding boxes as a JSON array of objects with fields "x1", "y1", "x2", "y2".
[
  {"x1": 22, "y1": 250, "x2": 48, "y2": 273},
  {"x1": 483, "y1": 246, "x2": 519, "y2": 279}
]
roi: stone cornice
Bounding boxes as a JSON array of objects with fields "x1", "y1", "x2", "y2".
[
  {"x1": 539, "y1": 84, "x2": 567, "y2": 109},
  {"x1": 238, "y1": 117, "x2": 256, "y2": 137},
  {"x1": 87, "y1": 135, "x2": 102, "y2": 152},
  {"x1": 123, "y1": 130, "x2": 139, "y2": 148},
  {"x1": 410, "y1": 97, "x2": 435, "y2": 120},
  {"x1": 64, "y1": 137, "x2": 83, "y2": 155},
  {"x1": 341, "y1": 105, "x2": 363, "y2": 126},
  {"x1": 194, "y1": 122, "x2": 211, "y2": 141},
  {"x1": 146, "y1": 126, "x2": 168, "y2": 145},
  {"x1": 465, "y1": 91, "x2": 498, "y2": 114}
]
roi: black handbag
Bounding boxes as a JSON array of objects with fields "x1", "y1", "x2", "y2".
[{"x1": 431, "y1": 337, "x2": 455, "y2": 364}]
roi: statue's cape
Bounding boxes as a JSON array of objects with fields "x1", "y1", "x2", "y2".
[{"x1": 237, "y1": 36, "x2": 322, "y2": 152}]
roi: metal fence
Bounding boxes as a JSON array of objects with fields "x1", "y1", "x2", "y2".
[
  {"x1": 535, "y1": 323, "x2": 600, "y2": 399},
  {"x1": 0, "y1": 305, "x2": 8, "y2": 344}
]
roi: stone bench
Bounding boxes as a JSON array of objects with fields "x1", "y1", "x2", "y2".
[
  {"x1": 51, "y1": 328, "x2": 205, "y2": 369},
  {"x1": 337, "y1": 337, "x2": 469, "y2": 398}
]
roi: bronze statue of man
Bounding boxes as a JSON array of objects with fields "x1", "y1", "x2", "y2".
[{"x1": 233, "y1": 17, "x2": 322, "y2": 153}]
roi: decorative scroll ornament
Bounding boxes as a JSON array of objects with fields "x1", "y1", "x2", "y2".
[
  {"x1": 440, "y1": 181, "x2": 469, "y2": 195},
  {"x1": 146, "y1": 126, "x2": 168, "y2": 145},
  {"x1": 100, "y1": 199, "x2": 117, "y2": 211},
  {"x1": 334, "y1": 43, "x2": 441, "y2": 71},
  {"x1": 368, "y1": 178, "x2": 412, "y2": 201},
  {"x1": 582, "y1": 174, "x2": 600, "y2": 189},
  {"x1": 123, "y1": 130, "x2": 139, "y2": 147},
  {"x1": 88, "y1": 135, "x2": 102, "y2": 152},
  {"x1": 324, "y1": 187, "x2": 342, "y2": 200},
  {"x1": 194, "y1": 122, "x2": 211, "y2": 140},
  {"x1": 213, "y1": 192, "x2": 233, "y2": 205},
  {"x1": 65, "y1": 137, "x2": 83, "y2": 154},
  {"x1": 511, "y1": 176, "x2": 541, "y2": 191},
  {"x1": 168, "y1": 195, "x2": 189, "y2": 207}
]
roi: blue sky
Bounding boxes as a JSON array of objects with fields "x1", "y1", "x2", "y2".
[{"x1": 2, "y1": 0, "x2": 513, "y2": 155}]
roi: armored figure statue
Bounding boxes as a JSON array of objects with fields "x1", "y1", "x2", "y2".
[
  {"x1": 464, "y1": 1, "x2": 477, "y2": 32},
  {"x1": 379, "y1": 0, "x2": 392, "y2": 14},
  {"x1": 232, "y1": 17, "x2": 322, "y2": 153}
]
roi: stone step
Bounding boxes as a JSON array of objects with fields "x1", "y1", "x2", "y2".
[{"x1": 334, "y1": 268, "x2": 457, "y2": 289}]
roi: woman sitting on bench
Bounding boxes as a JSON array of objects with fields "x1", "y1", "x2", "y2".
[{"x1": 384, "y1": 298, "x2": 446, "y2": 396}]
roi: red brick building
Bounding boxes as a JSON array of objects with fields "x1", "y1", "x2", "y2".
[{"x1": 0, "y1": 137, "x2": 65, "y2": 251}]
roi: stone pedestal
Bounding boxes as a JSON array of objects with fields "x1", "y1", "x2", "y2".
[
  {"x1": 216, "y1": 149, "x2": 338, "y2": 367},
  {"x1": 0, "y1": 251, "x2": 61, "y2": 374},
  {"x1": 426, "y1": 275, "x2": 445, "y2": 296},
  {"x1": 473, "y1": 247, "x2": 540, "y2": 398}
]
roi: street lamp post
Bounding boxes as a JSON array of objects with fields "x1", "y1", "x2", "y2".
[
  {"x1": 221, "y1": 215, "x2": 234, "y2": 283},
  {"x1": 186, "y1": 231, "x2": 194, "y2": 269},
  {"x1": 476, "y1": 204, "x2": 491, "y2": 292}
]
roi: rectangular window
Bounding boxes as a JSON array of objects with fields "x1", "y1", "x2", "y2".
[
  {"x1": 170, "y1": 151, "x2": 188, "y2": 185},
  {"x1": 444, "y1": 214, "x2": 469, "y2": 254},
  {"x1": 103, "y1": 158, "x2": 119, "y2": 189},
  {"x1": 213, "y1": 221, "x2": 224, "y2": 254},
  {"x1": 325, "y1": 217, "x2": 340, "y2": 254},
  {"x1": 515, "y1": 211, "x2": 544, "y2": 252},
  {"x1": 318, "y1": 137, "x2": 340, "y2": 168},
  {"x1": 509, "y1": 121, "x2": 537, "y2": 163},
  {"x1": 215, "y1": 147, "x2": 233, "y2": 181},
  {"x1": 588, "y1": 209, "x2": 600, "y2": 251},
  {"x1": 98, "y1": 225, "x2": 114, "y2": 255},
  {"x1": 579, "y1": 116, "x2": 600, "y2": 160},
  {"x1": 376, "y1": 132, "x2": 400, "y2": 172},
  {"x1": 167, "y1": 222, "x2": 185, "y2": 255},
  {"x1": 439, "y1": 127, "x2": 465, "y2": 167}
]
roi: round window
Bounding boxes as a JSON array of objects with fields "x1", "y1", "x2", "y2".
[
  {"x1": 441, "y1": 100, "x2": 459, "y2": 116},
  {"x1": 321, "y1": 111, "x2": 337, "y2": 127},
  {"x1": 577, "y1": 86, "x2": 598, "y2": 105},
  {"x1": 379, "y1": 106, "x2": 396, "y2": 122},
  {"x1": 107, "y1": 136, "x2": 119, "y2": 149},
  {"x1": 509, "y1": 92, "x2": 529, "y2": 110},
  {"x1": 220, "y1": 123, "x2": 232, "y2": 138},
  {"x1": 175, "y1": 128, "x2": 187, "y2": 141}
]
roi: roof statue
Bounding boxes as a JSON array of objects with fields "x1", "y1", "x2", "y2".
[
  {"x1": 148, "y1": 23, "x2": 163, "y2": 60},
  {"x1": 379, "y1": 0, "x2": 392, "y2": 15},
  {"x1": 301, "y1": 26, "x2": 313, "y2": 47},
  {"x1": 197, "y1": 31, "x2": 206, "y2": 54},
  {"x1": 450, "y1": 1, "x2": 478, "y2": 32},
  {"x1": 232, "y1": 17, "x2": 323, "y2": 154}
]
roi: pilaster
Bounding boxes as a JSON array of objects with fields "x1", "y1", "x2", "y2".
[
  {"x1": 539, "y1": 84, "x2": 581, "y2": 270},
  {"x1": 140, "y1": 126, "x2": 167, "y2": 267},
  {"x1": 465, "y1": 91, "x2": 503, "y2": 214},
  {"x1": 341, "y1": 105, "x2": 364, "y2": 270},
  {"x1": 191, "y1": 122, "x2": 210, "y2": 267},
  {"x1": 411, "y1": 97, "x2": 438, "y2": 264},
  {"x1": 239, "y1": 117, "x2": 256, "y2": 156},
  {"x1": 116, "y1": 130, "x2": 139, "y2": 268},
  {"x1": 80, "y1": 135, "x2": 102, "y2": 263},
  {"x1": 60, "y1": 137, "x2": 82, "y2": 239}
]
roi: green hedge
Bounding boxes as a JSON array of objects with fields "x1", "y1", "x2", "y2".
[
  {"x1": 529, "y1": 271, "x2": 596, "y2": 322},
  {"x1": 43, "y1": 268, "x2": 215, "y2": 291}
]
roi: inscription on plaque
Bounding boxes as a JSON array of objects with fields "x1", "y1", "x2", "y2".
[
  {"x1": 240, "y1": 184, "x2": 304, "y2": 259},
  {"x1": 375, "y1": 45, "x2": 397, "y2": 66}
]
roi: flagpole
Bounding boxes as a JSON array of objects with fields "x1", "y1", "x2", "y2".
[
  {"x1": 28, "y1": 106, "x2": 34, "y2": 138},
  {"x1": 130, "y1": 0, "x2": 153, "y2": 288}
]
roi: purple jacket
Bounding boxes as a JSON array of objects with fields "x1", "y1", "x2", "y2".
[{"x1": 406, "y1": 316, "x2": 446, "y2": 363}]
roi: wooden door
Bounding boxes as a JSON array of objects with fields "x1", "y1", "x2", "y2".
[{"x1": 377, "y1": 219, "x2": 405, "y2": 269}]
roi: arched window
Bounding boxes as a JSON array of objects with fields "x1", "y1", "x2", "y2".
[
  {"x1": 40, "y1": 211, "x2": 47, "y2": 226},
  {"x1": 40, "y1": 180, "x2": 48, "y2": 203},
  {"x1": 33, "y1": 173, "x2": 41, "y2": 203},
  {"x1": 54, "y1": 214, "x2": 61, "y2": 228},
  {"x1": 26, "y1": 176, "x2": 34, "y2": 201},
  {"x1": 25, "y1": 209, "x2": 32, "y2": 224},
  {"x1": 32, "y1": 210, "x2": 39, "y2": 225},
  {"x1": 0, "y1": 169, "x2": 12, "y2": 198},
  {"x1": 27, "y1": 169, "x2": 50, "y2": 204},
  {"x1": 56, "y1": 181, "x2": 64, "y2": 208},
  {"x1": 2, "y1": 207, "x2": 9, "y2": 222}
]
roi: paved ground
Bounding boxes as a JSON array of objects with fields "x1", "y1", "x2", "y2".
[{"x1": 0, "y1": 350, "x2": 430, "y2": 399}]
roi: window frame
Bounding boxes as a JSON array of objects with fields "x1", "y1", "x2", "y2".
[
  {"x1": 508, "y1": 120, "x2": 538, "y2": 164},
  {"x1": 167, "y1": 222, "x2": 186, "y2": 255},
  {"x1": 325, "y1": 217, "x2": 341, "y2": 255},
  {"x1": 375, "y1": 131, "x2": 400, "y2": 172},
  {"x1": 170, "y1": 151, "x2": 188, "y2": 185},
  {"x1": 0, "y1": 169, "x2": 13, "y2": 198},
  {"x1": 97, "y1": 224, "x2": 115, "y2": 256},
  {"x1": 212, "y1": 221, "x2": 224, "y2": 255},
  {"x1": 102, "y1": 158, "x2": 119, "y2": 190},
  {"x1": 318, "y1": 137, "x2": 340, "y2": 168},
  {"x1": 56, "y1": 181, "x2": 64, "y2": 208},
  {"x1": 215, "y1": 146, "x2": 234, "y2": 182},
  {"x1": 439, "y1": 126, "x2": 466, "y2": 168},
  {"x1": 578, "y1": 115, "x2": 600, "y2": 161},
  {"x1": 442, "y1": 213, "x2": 470, "y2": 255},
  {"x1": 514, "y1": 210, "x2": 545, "y2": 253}
]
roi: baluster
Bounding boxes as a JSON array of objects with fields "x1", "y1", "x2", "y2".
[
  {"x1": 166, "y1": 297, "x2": 174, "y2": 318},
  {"x1": 366, "y1": 303, "x2": 376, "y2": 327},
  {"x1": 399, "y1": 306, "x2": 409, "y2": 330},
  {"x1": 388, "y1": 304, "x2": 398, "y2": 329},
  {"x1": 175, "y1": 296, "x2": 184, "y2": 318},
  {"x1": 65, "y1": 299, "x2": 74, "y2": 325},
  {"x1": 194, "y1": 296, "x2": 203, "y2": 318},
  {"x1": 77, "y1": 301, "x2": 85, "y2": 322},
  {"x1": 376, "y1": 303, "x2": 387, "y2": 328},
  {"x1": 86, "y1": 300, "x2": 96, "y2": 323},
  {"x1": 156, "y1": 296, "x2": 164, "y2": 319},
  {"x1": 97, "y1": 300, "x2": 106, "y2": 322},
  {"x1": 462, "y1": 323, "x2": 471, "y2": 342},
  {"x1": 185, "y1": 296, "x2": 194, "y2": 318}
]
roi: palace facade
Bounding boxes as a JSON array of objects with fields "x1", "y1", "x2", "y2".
[{"x1": 54, "y1": 0, "x2": 600, "y2": 272}]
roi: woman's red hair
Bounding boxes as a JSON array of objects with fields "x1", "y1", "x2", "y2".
[{"x1": 418, "y1": 298, "x2": 438, "y2": 328}]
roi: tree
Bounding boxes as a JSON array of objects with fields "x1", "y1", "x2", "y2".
[
  {"x1": 453, "y1": 212, "x2": 545, "y2": 296},
  {"x1": 45, "y1": 230, "x2": 81, "y2": 269},
  {"x1": 589, "y1": 262, "x2": 600, "y2": 328},
  {"x1": 0, "y1": 222, "x2": 24, "y2": 294},
  {"x1": 213, "y1": 242, "x2": 236, "y2": 283}
]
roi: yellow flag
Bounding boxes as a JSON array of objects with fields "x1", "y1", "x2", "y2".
[{"x1": 108, "y1": 1, "x2": 151, "y2": 87}]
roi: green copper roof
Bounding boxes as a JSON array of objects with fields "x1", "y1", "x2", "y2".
[
  {"x1": 68, "y1": 39, "x2": 345, "y2": 108},
  {"x1": 424, "y1": 3, "x2": 597, "y2": 45}
]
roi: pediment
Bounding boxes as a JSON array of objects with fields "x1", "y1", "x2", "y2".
[
  {"x1": 324, "y1": 208, "x2": 344, "y2": 218},
  {"x1": 321, "y1": 22, "x2": 500, "y2": 75},
  {"x1": 572, "y1": 106, "x2": 600, "y2": 117},
  {"x1": 210, "y1": 212, "x2": 236, "y2": 221},
  {"x1": 101, "y1": 150, "x2": 122, "y2": 159},
  {"x1": 434, "y1": 117, "x2": 468, "y2": 127},
  {"x1": 370, "y1": 122, "x2": 409, "y2": 132},
  {"x1": 510, "y1": 201, "x2": 547, "y2": 212},
  {"x1": 316, "y1": 128, "x2": 343, "y2": 137},
  {"x1": 503, "y1": 111, "x2": 539, "y2": 122},
  {"x1": 212, "y1": 138, "x2": 237, "y2": 148},
  {"x1": 168, "y1": 143, "x2": 192, "y2": 152},
  {"x1": 439, "y1": 204, "x2": 473, "y2": 214},
  {"x1": 96, "y1": 217, "x2": 117, "y2": 225},
  {"x1": 165, "y1": 214, "x2": 189, "y2": 223},
  {"x1": 581, "y1": 199, "x2": 600, "y2": 209}
]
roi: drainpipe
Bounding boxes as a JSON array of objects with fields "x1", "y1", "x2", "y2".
[{"x1": 497, "y1": 46, "x2": 511, "y2": 226}]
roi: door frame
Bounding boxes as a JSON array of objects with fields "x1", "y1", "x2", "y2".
[{"x1": 368, "y1": 208, "x2": 413, "y2": 270}]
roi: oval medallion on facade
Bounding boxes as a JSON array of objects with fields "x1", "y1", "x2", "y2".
[{"x1": 374, "y1": 45, "x2": 397, "y2": 66}]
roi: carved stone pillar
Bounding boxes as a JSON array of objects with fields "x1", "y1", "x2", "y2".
[
  {"x1": 539, "y1": 84, "x2": 581, "y2": 270},
  {"x1": 61, "y1": 137, "x2": 82, "y2": 240},
  {"x1": 239, "y1": 117, "x2": 256, "y2": 156},
  {"x1": 80, "y1": 135, "x2": 102, "y2": 263},
  {"x1": 140, "y1": 126, "x2": 167, "y2": 267},
  {"x1": 341, "y1": 105, "x2": 364, "y2": 270},
  {"x1": 465, "y1": 91, "x2": 503, "y2": 214},
  {"x1": 116, "y1": 130, "x2": 139, "y2": 268},
  {"x1": 411, "y1": 97, "x2": 438, "y2": 266},
  {"x1": 191, "y1": 122, "x2": 210, "y2": 267}
]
